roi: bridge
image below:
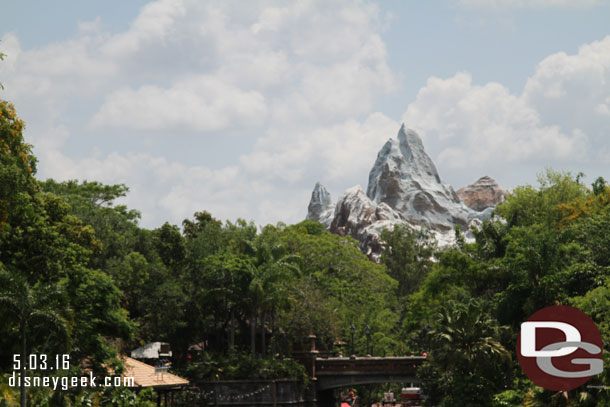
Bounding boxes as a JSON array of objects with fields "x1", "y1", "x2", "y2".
[
  {"x1": 314, "y1": 356, "x2": 425, "y2": 390},
  {"x1": 291, "y1": 336, "x2": 426, "y2": 406}
]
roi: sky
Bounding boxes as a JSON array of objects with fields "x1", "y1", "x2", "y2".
[{"x1": 1, "y1": 0, "x2": 610, "y2": 229}]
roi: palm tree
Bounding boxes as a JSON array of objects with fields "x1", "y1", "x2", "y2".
[
  {"x1": 428, "y1": 299, "x2": 509, "y2": 369},
  {"x1": 425, "y1": 298, "x2": 510, "y2": 406},
  {"x1": 0, "y1": 270, "x2": 70, "y2": 407},
  {"x1": 247, "y1": 238, "x2": 301, "y2": 356},
  {"x1": 195, "y1": 253, "x2": 252, "y2": 353}
]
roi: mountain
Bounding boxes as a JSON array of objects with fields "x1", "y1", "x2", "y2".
[
  {"x1": 328, "y1": 186, "x2": 405, "y2": 258},
  {"x1": 306, "y1": 125, "x2": 505, "y2": 258},
  {"x1": 366, "y1": 124, "x2": 474, "y2": 231},
  {"x1": 307, "y1": 182, "x2": 334, "y2": 226},
  {"x1": 457, "y1": 176, "x2": 507, "y2": 212}
]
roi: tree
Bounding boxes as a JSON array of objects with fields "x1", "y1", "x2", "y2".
[
  {"x1": 191, "y1": 253, "x2": 252, "y2": 354},
  {"x1": 0, "y1": 270, "x2": 70, "y2": 407},
  {"x1": 380, "y1": 224, "x2": 436, "y2": 297},
  {"x1": 152, "y1": 222, "x2": 185, "y2": 269},
  {"x1": 65, "y1": 267, "x2": 134, "y2": 374},
  {"x1": 1, "y1": 102, "x2": 133, "y2": 384},
  {"x1": 279, "y1": 221, "x2": 399, "y2": 354},
  {"x1": 39, "y1": 179, "x2": 140, "y2": 271},
  {"x1": 421, "y1": 299, "x2": 509, "y2": 407},
  {"x1": 592, "y1": 176, "x2": 608, "y2": 196},
  {"x1": 495, "y1": 169, "x2": 586, "y2": 228},
  {"x1": 182, "y1": 211, "x2": 222, "y2": 240},
  {"x1": 0, "y1": 101, "x2": 40, "y2": 278},
  {"x1": 248, "y1": 227, "x2": 301, "y2": 356},
  {"x1": 274, "y1": 276, "x2": 338, "y2": 356}
]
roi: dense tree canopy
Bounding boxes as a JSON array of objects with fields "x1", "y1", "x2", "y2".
[{"x1": 0, "y1": 101, "x2": 134, "y2": 406}]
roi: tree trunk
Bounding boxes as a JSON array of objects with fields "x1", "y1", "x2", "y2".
[
  {"x1": 251, "y1": 312, "x2": 257, "y2": 355},
  {"x1": 229, "y1": 308, "x2": 235, "y2": 354},
  {"x1": 261, "y1": 312, "x2": 266, "y2": 357},
  {"x1": 20, "y1": 323, "x2": 27, "y2": 407},
  {"x1": 270, "y1": 311, "x2": 276, "y2": 356}
]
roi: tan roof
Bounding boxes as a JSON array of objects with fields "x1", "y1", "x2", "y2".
[{"x1": 122, "y1": 356, "x2": 189, "y2": 389}]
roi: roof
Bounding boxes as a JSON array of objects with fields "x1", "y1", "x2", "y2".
[{"x1": 122, "y1": 356, "x2": 189, "y2": 389}]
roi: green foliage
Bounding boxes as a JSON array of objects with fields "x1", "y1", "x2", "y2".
[
  {"x1": 0, "y1": 270, "x2": 71, "y2": 353},
  {"x1": 188, "y1": 252, "x2": 253, "y2": 350},
  {"x1": 592, "y1": 176, "x2": 608, "y2": 196},
  {"x1": 280, "y1": 221, "x2": 399, "y2": 353},
  {"x1": 39, "y1": 179, "x2": 140, "y2": 270},
  {"x1": 0, "y1": 374, "x2": 19, "y2": 406},
  {"x1": 492, "y1": 389, "x2": 525, "y2": 407},
  {"x1": 182, "y1": 210, "x2": 222, "y2": 240},
  {"x1": 473, "y1": 218, "x2": 509, "y2": 260},
  {"x1": 380, "y1": 224, "x2": 436, "y2": 297},
  {"x1": 404, "y1": 169, "x2": 610, "y2": 405},
  {"x1": 97, "y1": 386, "x2": 156, "y2": 407},
  {"x1": 420, "y1": 299, "x2": 509, "y2": 407},
  {"x1": 152, "y1": 222, "x2": 185, "y2": 269},
  {"x1": 496, "y1": 168, "x2": 586, "y2": 227},
  {"x1": 66, "y1": 268, "x2": 134, "y2": 372},
  {"x1": 0, "y1": 103, "x2": 135, "y2": 406},
  {"x1": 185, "y1": 352, "x2": 309, "y2": 385}
]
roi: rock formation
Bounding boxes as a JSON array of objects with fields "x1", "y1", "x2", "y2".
[
  {"x1": 367, "y1": 125, "x2": 474, "y2": 231},
  {"x1": 307, "y1": 182, "x2": 334, "y2": 226},
  {"x1": 457, "y1": 176, "x2": 506, "y2": 212},
  {"x1": 327, "y1": 186, "x2": 406, "y2": 258},
  {"x1": 306, "y1": 124, "x2": 504, "y2": 258}
]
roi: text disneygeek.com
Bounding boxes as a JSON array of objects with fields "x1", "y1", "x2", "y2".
[{"x1": 9, "y1": 354, "x2": 135, "y2": 390}]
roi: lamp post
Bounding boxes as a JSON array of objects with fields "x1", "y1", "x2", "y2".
[
  {"x1": 365, "y1": 325, "x2": 371, "y2": 356},
  {"x1": 350, "y1": 324, "x2": 356, "y2": 357}
]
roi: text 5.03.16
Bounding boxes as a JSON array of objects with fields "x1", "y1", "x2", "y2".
[{"x1": 13, "y1": 354, "x2": 70, "y2": 371}]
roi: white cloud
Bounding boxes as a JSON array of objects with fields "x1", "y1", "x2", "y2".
[
  {"x1": 37, "y1": 145, "x2": 311, "y2": 227},
  {"x1": 0, "y1": 33, "x2": 21, "y2": 73},
  {"x1": 240, "y1": 112, "x2": 399, "y2": 183},
  {"x1": 402, "y1": 72, "x2": 588, "y2": 171},
  {"x1": 523, "y1": 36, "x2": 610, "y2": 136},
  {"x1": 3, "y1": 0, "x2": 398, "y2": 228},
  {"x1": 12, "y1": 0, "x2": 608, "y2": 229},
  {"x1": 597, "y1": 99, "x2": 610, "y2": 116},
  {"x1": 90, "y1": 76, "x2": 268, "y2": 131},
  {"x1": 101, "y1": 0, "x2": 188, "y2": 58},
  {"x1": 77, "y1": 17, "x2": 102, "y2": 34},
  {"x1": 400, "y1": 35, "x2": 610, "y2": 189},
  {"x1": 37, "y1": 145, "x2": 255, "y2": 226},
  {"x1": 89, "y1": 0, "x2": 395, "y2": 132}
]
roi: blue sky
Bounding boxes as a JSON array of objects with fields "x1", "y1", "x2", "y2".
[{"x1": 1, "y1": 0, "x2": 610, "y2": 228}]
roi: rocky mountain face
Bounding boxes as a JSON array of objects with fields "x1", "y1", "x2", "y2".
[
  {"x1": 306, "y1": 125, "x2": 504, "y2": 258},
  {"x1": 366, "y1": 125, "x2": 473, "y2": 231},
  {"x1": 457, "y1": 176, "x2": 507, "y2": 212},
  {"x1": 307, "y1": 182, "x2": 334, "y2": 226},
  {"x1": 328, "y1": 186, "x2": 405, "y2": 258}
]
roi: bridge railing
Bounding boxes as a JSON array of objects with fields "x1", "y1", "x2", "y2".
[{"x1": 315, "y1": 356, "x2": 426, "y2": 375}]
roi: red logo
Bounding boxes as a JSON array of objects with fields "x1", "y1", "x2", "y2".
[{"x1": 517, "y1": 305, "x2": 603, "y2": 391}]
